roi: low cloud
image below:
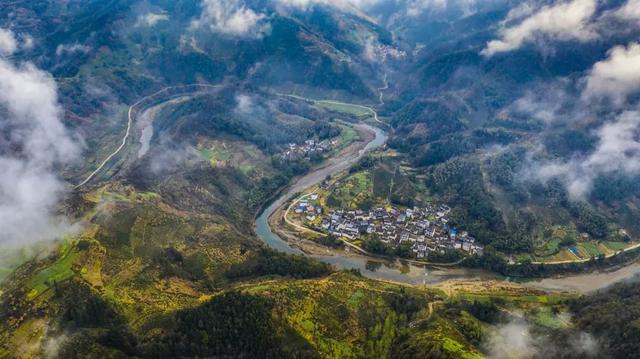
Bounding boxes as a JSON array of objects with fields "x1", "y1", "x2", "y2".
[
  {"x1": 501, "y1": 2, "x2": 537, "y2": 23},
  {"x1": 363, "y1": 37, "x2": 406, "y2": 63},
  {"x1": 234, "y1": 93, "x2": 273, "y2": 127},
  {"x1": 512, "y1": 41, "x2": 640, "y2": 199},
  {"x1": 535, "y1": 109, "x2": 640, "y2": 200},
  {"x1": 191, "y1": 0, "x2": 270, "y2": 37},
  {"x1": 511, "y1": 79, "x2": 579, "y2": 125},
  {"x1": 0, "y1": 28, "x2": 36, "y2": 56},
  {"x1": 613, "y1": 0, "x2": 640, "y2": 23},
  {"x1": 363, "y1": 38, "x2": 381, "y2": 63},
  {"x1": 482, "y1": 0, "x2": 597, "y2": 57},
  {"x1": 273, "y1": 0, "x2": 381, "y2": 12},
  {"x1": 235, "y1": 93, "x2": 255, "y2": 114},
  {"x1": 0, "y1": 57, "x2": 79, "y2": 247},
  {"x1": 43, "y1": 332, "x2": 70, "y2": 359},
  {"x1": 405, "y1": 0, "x2": 479, "y2": 17},
  {"x1": 484, "y1": 320, "x2": 538, "y2": 359},
  {"x1": 406, "y1": 0, "x2": 447, "y2": 16},
  {"x1": 55, "y1": 43, "x2": 90, "y2": 57},
  {"x1": 569, "y1": 332, "x2": 600, "y2": 357},
  {"x1": 0, "y1": 28, "x2": 17, "y2": 56},
  {"x1": 583, "y1": 42, "x2": 640, "y2": 106},
  {"x1": 149, "y1": 144, "x2": 199, "y2": 175},
  {"x1": 135, "y1": 12, "x2": 169, "y2": 27},
  {"x1": 484, "y1": 318, "x2": 600, "y2": 358},
  {"x1": 21, "y1": 34, "x2": 34, "y2": 51}
]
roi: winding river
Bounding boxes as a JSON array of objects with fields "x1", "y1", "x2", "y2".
[
  {"x1": 255, "y1": 124, "x2": 504, "y2": 286},
  {"x1": 81, "y1": 85, "x2": 640, "y2": 294},
  {"x1": 255, "y1": 118, "x2": 640, "y2": 293}
]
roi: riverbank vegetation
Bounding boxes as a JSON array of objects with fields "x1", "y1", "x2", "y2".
[
  {"x1": 285, "y1": 150, "x2": 639, "y2": 268},
  {"x1": 468, "y1": 244, "x2": 640, "y2": 278},
  {"x1": 1, "y1": 263, "x2": 583, "y2": 359},
  {"x1": 5, "y1": 0, "x2": 640, "y2": 357},
  {"x1": 0, "y1": 87, "x2": 393, "y2": 357}
]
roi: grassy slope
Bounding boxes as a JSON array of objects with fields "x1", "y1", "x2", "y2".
[
  {"x1": 0, "y1": 180, "x2": 583, "y2": 359},
  {"x1": 0, "y1": 93, "x2": 382, "y2": 357},
  {"x1": 0, "y1": 184, "x2": 247, "y2": 355},
  {"x1": 239, "y1": 272, "x2": 485, "y2": 358},
  {"x1": 0, "y1": 177, "x2": 576, "y2": 358},
  {"x1": 1, "y1": 3, "x2": 625, "y2": 356}
]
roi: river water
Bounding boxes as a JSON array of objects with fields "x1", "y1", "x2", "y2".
[
  {"x1": 137, "y1": 96, "x2": 193, "y2": 159},
  {"x1": 255, "y1": 124, "x2": 387, "y2": 255},
  {"x1": 254, "y1": 124, "x2": 640, "y2": 293}
]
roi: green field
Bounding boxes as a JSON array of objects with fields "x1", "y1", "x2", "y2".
[
  {"x1": 605, "y1": 241, "x2": 629, "y2": 251},
  {"x1": 336, "y1": 124, "x2": 361, "y2": 149},
  {"x1": 315, "y1": 101, "x2": 374, "y2": 118},
  {"x1": 523, "y1": 224, "x2": 637, "y2": 263},
  {"x1": 192, "y1": 139, "x2": 267, "y2": 175},
  {"x1": 531, "y1": 307, "x2": 571, "y2": 330},
  {"x1": 26, "y1": 240, "x2": 78, "y2": 300},
  {"x1": 580, "y1": 242, "x2": 602, "y2": 257},
  {"x1": 326, "y1": 171, "x2": 374, "y2": 209},
  {"x1": 0, "y1": 247, "x2": 42, "y2": 283},
  {"x1": 196, "y1": 145, "x2": 233, "y2": 166}
]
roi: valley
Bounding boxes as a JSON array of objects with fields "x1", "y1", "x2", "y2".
[
  {"x1": 2, "y1": 0, "x2": 640, "y2": 357},
  {"x1": 5, "y1": 82, "x2": 640, "y2": 356},
  {"x1": 256, "y1": 95, "x2": 640, "y2": 294},
  {"x1": 75, "y1": 84, "x2": 225, "y2": 188},
  {"x1": 3, "y1": 81, "x2": 640, "y2": 357}
]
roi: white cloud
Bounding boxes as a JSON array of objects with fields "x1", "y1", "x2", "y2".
[
  {"x1": 613, "y1": 0, "x2": 640, "y2": 22},
  {"x1": 501, "y1": 2, "x2": 537, "y2": 23},
  {"x1": 55, "y1": 43, "x2": 90, "y2": 57},
  {"x1": 43, "y1": 332, "x2": 70, "y2": 359},
  {"x1": 536, "y1": 110, "x2": 640, "y2": 200},
  {"x1": 570, "y1": 332, "x2": 600, "y2": 357},
  {"x1": 363, "y1": 37, "x2": 406, "y2": 63},
  {"x1": 0, "y1": 28, "x2": 18, "y2": 56},
  {"x1": 191, "y1": 0, "x2": 269, "y2": 37},
  {"x1": 292, "y1": 0, "x2": 480, "y2": 17},
  {"x1": 516, "y1": 42, "x2": 640, "y2": 199},
  {"x1": 583, "y1": 42, "x2": 640, "y2": 105},
  {"x1": 484, "y1": 320, "x2": 538, "y2": 359},
  {"x1": 405, "y1": 0, "x2": 480, "y2": 17},
  {"x1": 0, "y1": 29, "x2": 37, "y2": 56},
  {"x1": 274, "y1": 0, "x2": 381, "y2": 11},
  {"x1": 406, "y1": 0, "x2": 446, "y2": 16},
  {"x1": 149, "y1": 145, "x2": 199, "y2": 174},
  {"x1": 235, "y1": 94, "x2": 255, "y2": 114},
  {"x1": 135, "y1": 12, "x2": 170, "y2": 27},
  {"x1": 0, "y1": 58, "x2": 79, "y2": 247},
  {"x1": 511, "y1": 80, "x2": 577, "y2": 125},
  {"x1": 364, "y1": 37, "x2": 380, "y2": 62},
  {"x1": 21, "y1": 34, "x2": 34, "y2": 50},
  {"x1": 482, "y1": 0, "x2": 597, "y2": 57},
  {"x1": 484, "y1": 318, "x2": 600, "y2": 358}
]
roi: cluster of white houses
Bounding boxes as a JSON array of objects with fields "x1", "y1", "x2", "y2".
[
  {"x1": 294, "y1": 195, "x2": 483, "y2": 259},
  {"x1": 281, "y1": 139, "x2": 337, "y2": 159}
]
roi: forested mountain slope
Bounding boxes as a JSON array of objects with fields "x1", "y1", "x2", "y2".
[{"x1": 1, "y1": 0, "x2": 640, "y2": 358}]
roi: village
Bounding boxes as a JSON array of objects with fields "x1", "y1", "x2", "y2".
[
  {"x1": 293, "y1": 193, "x2": 484, "y2": 260},
  {"x1": 280, "y1": 139, "x2": 337, "y2": 160}
]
